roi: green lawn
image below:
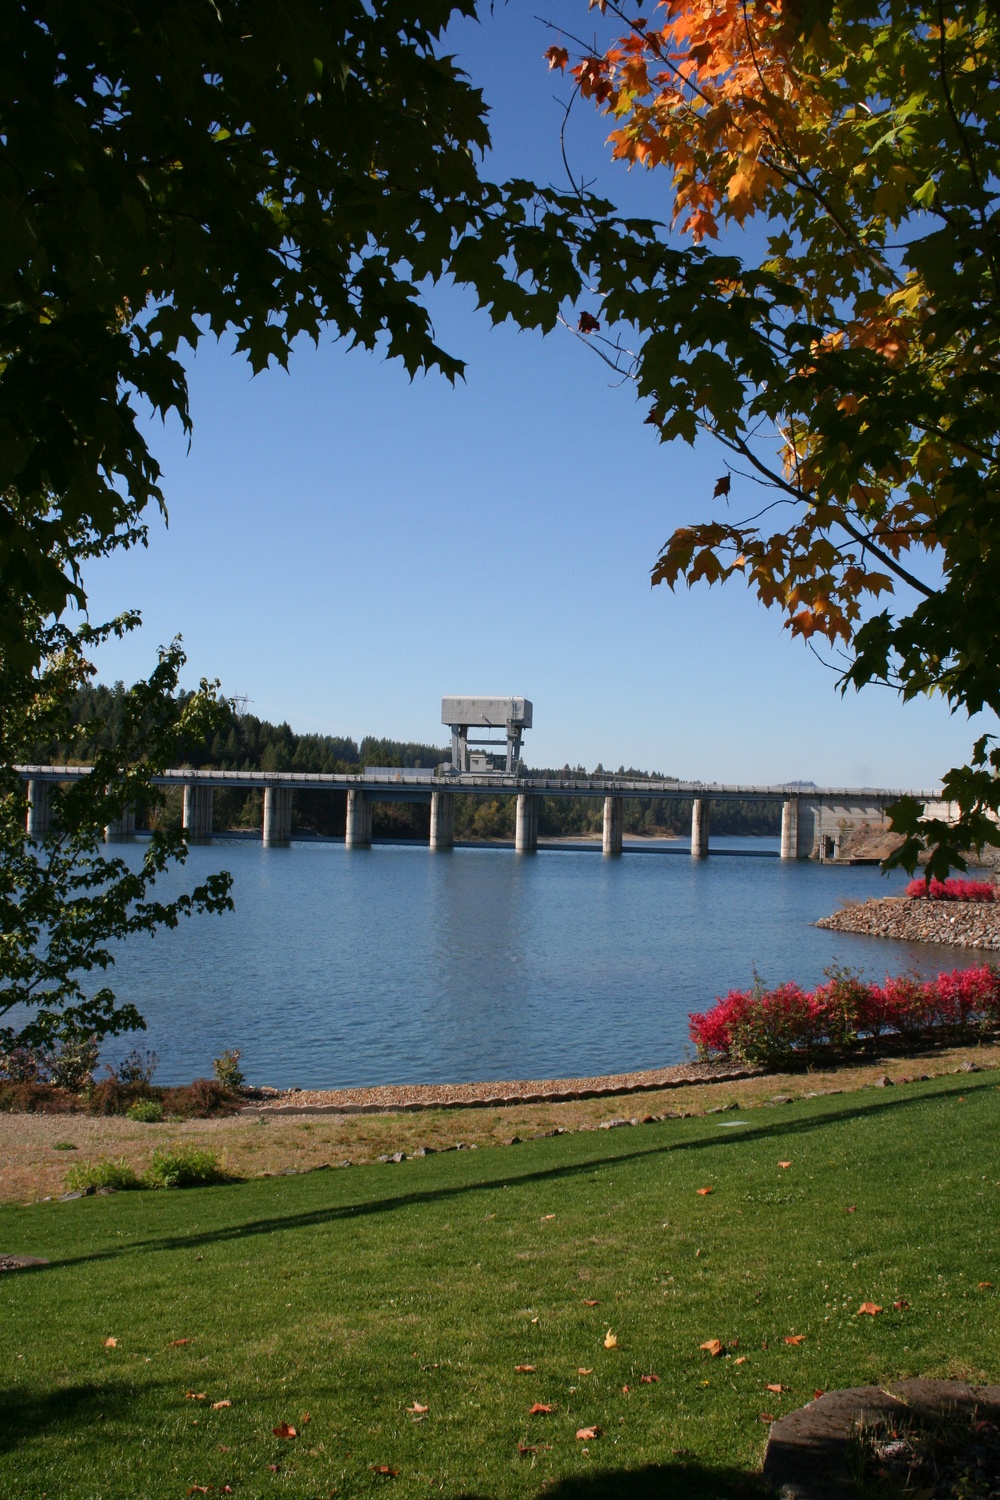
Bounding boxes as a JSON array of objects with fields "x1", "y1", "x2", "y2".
[{"x1": 2, "y1": 1074, "x2": 998, "y2": 1499}]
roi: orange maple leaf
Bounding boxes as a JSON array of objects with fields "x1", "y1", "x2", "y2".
[
  {"x1": 700, "y1": 1338, "x2": 724, "y2": 1357},
  {"x1": 857, "y1": 1302, "x2": 882, "y2": 1317}
]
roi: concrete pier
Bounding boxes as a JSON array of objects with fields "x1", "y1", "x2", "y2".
[
  {"x1": 263, "y1": 785, "x2": 293, "y2": 843},
  {"x1": 603, "y1": 795, "x2": 623, "y2": 856},
  {"x1": 430, "y1": 790, "x2": 455, "y2": 851},
  {"x1": 183, "y1": 784, "x2": 214, "y2": 839},
  {"x1": 104, "y1": 805, "x2": 135, "y2": 842},
  {"x1": 346, "y1": 788, "x2": 372, "y2": 848},
  {"x1": 691, "y1": 797, "x2": 710, "y2": 858},
  {"x1": 780, "y1": 798, "x2": 800, "y2": 860},
  {"x1": 26, "y1": 779, "x2": 52, "y2": 839},
  {"x1": 515, "y1": 793, "x2": 538, "y2": 854}
]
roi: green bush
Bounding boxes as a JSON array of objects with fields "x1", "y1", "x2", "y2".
[
  {"x1": 126, "y1": 1098, "x2": 164, "y2": 1123},
  {"x1": 64, "y1": 1157, "x2": 142, "y2": 1192},
  {"x1": 146, "y1": 1146, "x2": 226, "y2": 1189},
  {"x1": 213, "y1": 1048, "x2": 245, "y2": 1090}
]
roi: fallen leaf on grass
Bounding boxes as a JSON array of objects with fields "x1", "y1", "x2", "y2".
[
  {"x1": 603, "y1": 1329, "x2": 618, "y2": 1349},
  {"x1": 857, "y1": 1303, "x2": 882, "y2": 1317},
  {"x1": 187, "y1": 1488, "x2": 211, "y2": 1495},
  {"x1": 778, "y1": 1162, "x2": 791, "y2": 1170},
  {"x1": 734, "y1": 1357, "x2": 748, "y2": 1365},
  {"x1": 640, "y1": 1374, "x2": 660, "y2": 1384},
  {"x1": 766, "y1": 1384, "x2": 785, "y2": 1394},
  {"x1": 168, "y1": 1338, "x2": 191, "y2": 1347},
  {"x1": 846, "y1": 1205, "x2": 856, "y2": 1214},
  {"x1": 406, "y1": 1402, "x2": 428, "y2": 1414},
  {"x1": 267, "y1": 1464, "x2": 280, "y2": 1474},
  {"x1": 300, "y1": 1412, "x2": 311, "y2": 1425},
  {"x1": 814, "y1": 1389, "x2": 826, "y2": 1400},
  {"x1": 759, "y1": 1412, "x2": 775, "y2": 1424},
  {"x1": 518, "y1": 1443, "x2": 552, "y2": 1456},
  {"x1": 582, "y1": 1299, "x2": 600, "y2": 1307},
  {"x1": 541, "y1": 1214, "x2": 555, "y2": 1221},
  {"x1": 212, "y1": 1400, "x2": 232, "y2": 1410},
  {"x1": 104, "y1": 1337, "x2": 117, "y2": 1348},
  {"x1": 272, "y1": 1422, "x2": 297, "y2": 1438},
  {"x1": 578, "y1": 1368, "x2": 594, "y2": 1376},
  {"x1": 784, "y1": 1335, "x2": 806, "y2": 1346},
  {"x1": 979, "y1": 1281, "x2": 993, "y2": 1289},
  {"x1": 529, "y1": 1403, "x2": 554, "y2": 1415},
  {"x1": 576, "y1": 1427, "x2": 601, "y2": 1441},
  {"x1": 186, "y1": 1391, "x2": 207, "y2": 1401},
  {"x1": 370, "y1": 1465, "x2": 398, "y2": 1477},
  {"x1": 893, "y1": 1299, "x2": 910, "y2": 1311},
  {"x1": 514, "y1": 1365, "x2": 536, "y2": 1373},
  {"x1": 696, "y1": 1187, "x2": 713, "y2": 1197},
  {"x1": 621, "y1": 1384, "x2": 630, "y2": 1394},
  {"x1": 700, "y1": 1339, "x2": 724, "y2": 1357}
]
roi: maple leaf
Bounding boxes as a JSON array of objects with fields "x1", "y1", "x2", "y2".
[
  {"x1": 778, "y1": 1161, "x2": 791, "y2": 1170},
  {"x1": 576, "y1": 1426, "x2": 601, "y2": 1440},
  {"x1": 370, "y1": 1465, "x2": 398, "y2": 1476},
  {"x1": 696, "y1": 1186, "x2": 713, "y2": 1196},
  {"x1": 784, "y1": 1335, "x2": 806, "y2": 1346},
  {"x1": 529, "y1": 1403, "x2": 554, "y2": 1415},
  {"x1": 640, "y1": 1373, "x2": 660, "y2": 1383},
  {"x1": 168, "y1": 1338, "x2": 191, "y2": 1347},
  {"x1": 857, "y1": 1302, "x2": 882, "y2": 1317},
  {"x1": 766, "y1": 1384, "x2": 784, "y2": 1394},
  {"x1": 734, "y1": 1356, "x2": 748, "y2": 1365},
  {"x1": 186, "y1": 1391, "x2": 207, "y2": 1401},
  {"x1": 578, "y1": 1368, "x2": 594, "y2": 1376},
  {"x1": 621, "y1": 1384, "x2": 630, "y2": 1394},
  {"x1": 604, "y1": 1329, "x2": 618, "y2": 1349},
  {"x1": 700, "y1": 1339, "x2": 724, "y2": 1357},
  {"x1": 712, "y1": 475, "x2": 731, "y2": 499},
  {"x1": 893, "y1": 1299, "x2": 910, "y2": 1311},
  {"x1": 583, "y1": 1299, "x2": 600, "y2": 1307},
  {"x1": 980, "y1": 1281, "x2": 993, "y2": 1289},
  {"x1": 406, "y1": 1402, "x2": 428, "y2": 1414},
  {"x1": 514, "y1": 1365, "x2": 536, "y2": 1373},
  {"x1": 814, "y1": 1389, "x2": 826, "y2": 1400},
  {"x1": 272, "y1": 1422, "x2": 297, "y2": 1438},
  {"x1": 544, "y1": 45, "x2": 569, "y2": 71},
  {"x1": 541, "y1": 1213, "x2": 555, "y2": 1221},
  {"x1": 104, "y1": 1337, "x2": 117, "y2": 1348},
  {"x1": 760, "y1": 1412, "x2": 775, "y2": 1424},
  {"x1": 211, "y1": 1400, "x2": 232, "y2": 1410},
  {"x1": 578, "y1": 311, "x2": 600, "y2": 334}
]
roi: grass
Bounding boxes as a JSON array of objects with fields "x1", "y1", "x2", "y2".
[{"x1": 1, "y1": 1073, "x2": 998, "y2": 1499}]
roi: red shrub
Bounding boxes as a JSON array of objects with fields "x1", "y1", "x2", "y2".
[{"x1": 905, "y1": 877, "x2": 996, "y2": 902}]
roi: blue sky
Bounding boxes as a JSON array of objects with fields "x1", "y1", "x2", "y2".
[{"x1": 78, "y1": 1, "x2": 989, "y2": 789}]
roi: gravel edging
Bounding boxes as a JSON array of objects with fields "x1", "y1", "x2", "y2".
[
  {"x1": 763, "y1": 1379, "x2": 1000, "y2": 1499},
  {"x1": 239, "y1": 1061, "x2": 763, "y2": 1116},
  {"x1": 817, "y1": 896, "x2": 1000, "y2": 950}
]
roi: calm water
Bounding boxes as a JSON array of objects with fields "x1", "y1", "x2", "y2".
[{"x1": 79, "y1": 835, "x2": 984, "y2": 1088}]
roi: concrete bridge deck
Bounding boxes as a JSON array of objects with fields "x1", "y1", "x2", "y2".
[{"x1": 17, "y1": 764, "x2": 947, "y2": 861}]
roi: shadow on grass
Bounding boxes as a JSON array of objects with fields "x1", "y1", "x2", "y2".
[
  {"x1": 0, "y1": 1379, "x2": 159, "y2": 1455},
  {"x1": 42, "y1": 1081, "x2": 978, "y2": 1270},
  {"x1": 455, "y1": 1459, "x2": 771, "y2": 1498}
]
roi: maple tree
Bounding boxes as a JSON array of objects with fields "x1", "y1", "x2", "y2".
[{"x1": 548, "y1": 0, "x2": 1000, "y2": 875}]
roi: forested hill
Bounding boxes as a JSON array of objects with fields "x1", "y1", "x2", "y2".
[{"x1": 35, "y1": 685, "x2": 779, "y2": 838}]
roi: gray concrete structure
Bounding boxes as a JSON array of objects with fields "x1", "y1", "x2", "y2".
[
  {"x1": 104, "y1": 805, "x2": 136, "y2": 843},
  {"x1": 346, "y1": 788, "x2": 373, "y2": 848},
  {"x1": 780, "y1": 798, "x2": 799, "y2": 861},
  {"x1": 603, "y1": 795, "x2": 623, "y2": 856},
  {"x1": 430, "y1": 790, "x2": 455, "y2": 851},
  {"x1": 26, "y1": 779, "x2": 52, "y2": 839},
  {"x1": 263, "y1": 785, "x2": 293, "y2": 844},
  {"x1": 691, "y1": 798, "x2": 710, "y2": 858},
  {"x1": 183, "y1": 784, "x2": 214, "y2": 839},
  {"x1": 442, "y1": 696, "x2": 532, "y2": 775},
  {"x1": 17, "y1": 765, "x2": 961, "y2": 860},
  {"x1": 515, "y1": 793, "x2": 538, "y2": 854}
]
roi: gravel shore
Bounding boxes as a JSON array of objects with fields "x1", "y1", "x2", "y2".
[
  {"x1": 817, "y1": 896, "x2": 1000, "y2": 950},
  {"x1": 244, "y1": 1060, "x2": 758, "y2": 1115}
]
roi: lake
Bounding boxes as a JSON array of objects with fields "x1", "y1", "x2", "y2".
[{"x1": 85, "y1": 835, "x2": 982, "y2": 1088}]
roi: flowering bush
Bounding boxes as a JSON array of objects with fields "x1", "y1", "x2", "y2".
[
  {"x1": 905, "y1": 877, "x2": 997, "y2": 901},
  {"x1": 689, "y1": 963, "x2": 1000, "y2": 1062}
]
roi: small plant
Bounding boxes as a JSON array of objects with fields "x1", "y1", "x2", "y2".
[
  {"x1": 126, "y1": 1098, "x2": 164, "y2": 1123},
  {"x1": 64, "y1": 1157, "x2": 143, "y2": 1192},
  {"x1": 53, "y1": 1141, "x2": 78, "y2": 1151},
  {"x1": 213, "y1": 1048, "x2": 245, "y2": 1090},
  {"x1": 49, "y1": 1032, "x2": 100, "y2": 1091},
  {"x1": 146, "y1": 1146, "x2": 226, "y2": 1189},
  {"x1": 117, "y1": 1048, "x2": 159, "y2": 1086}
]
